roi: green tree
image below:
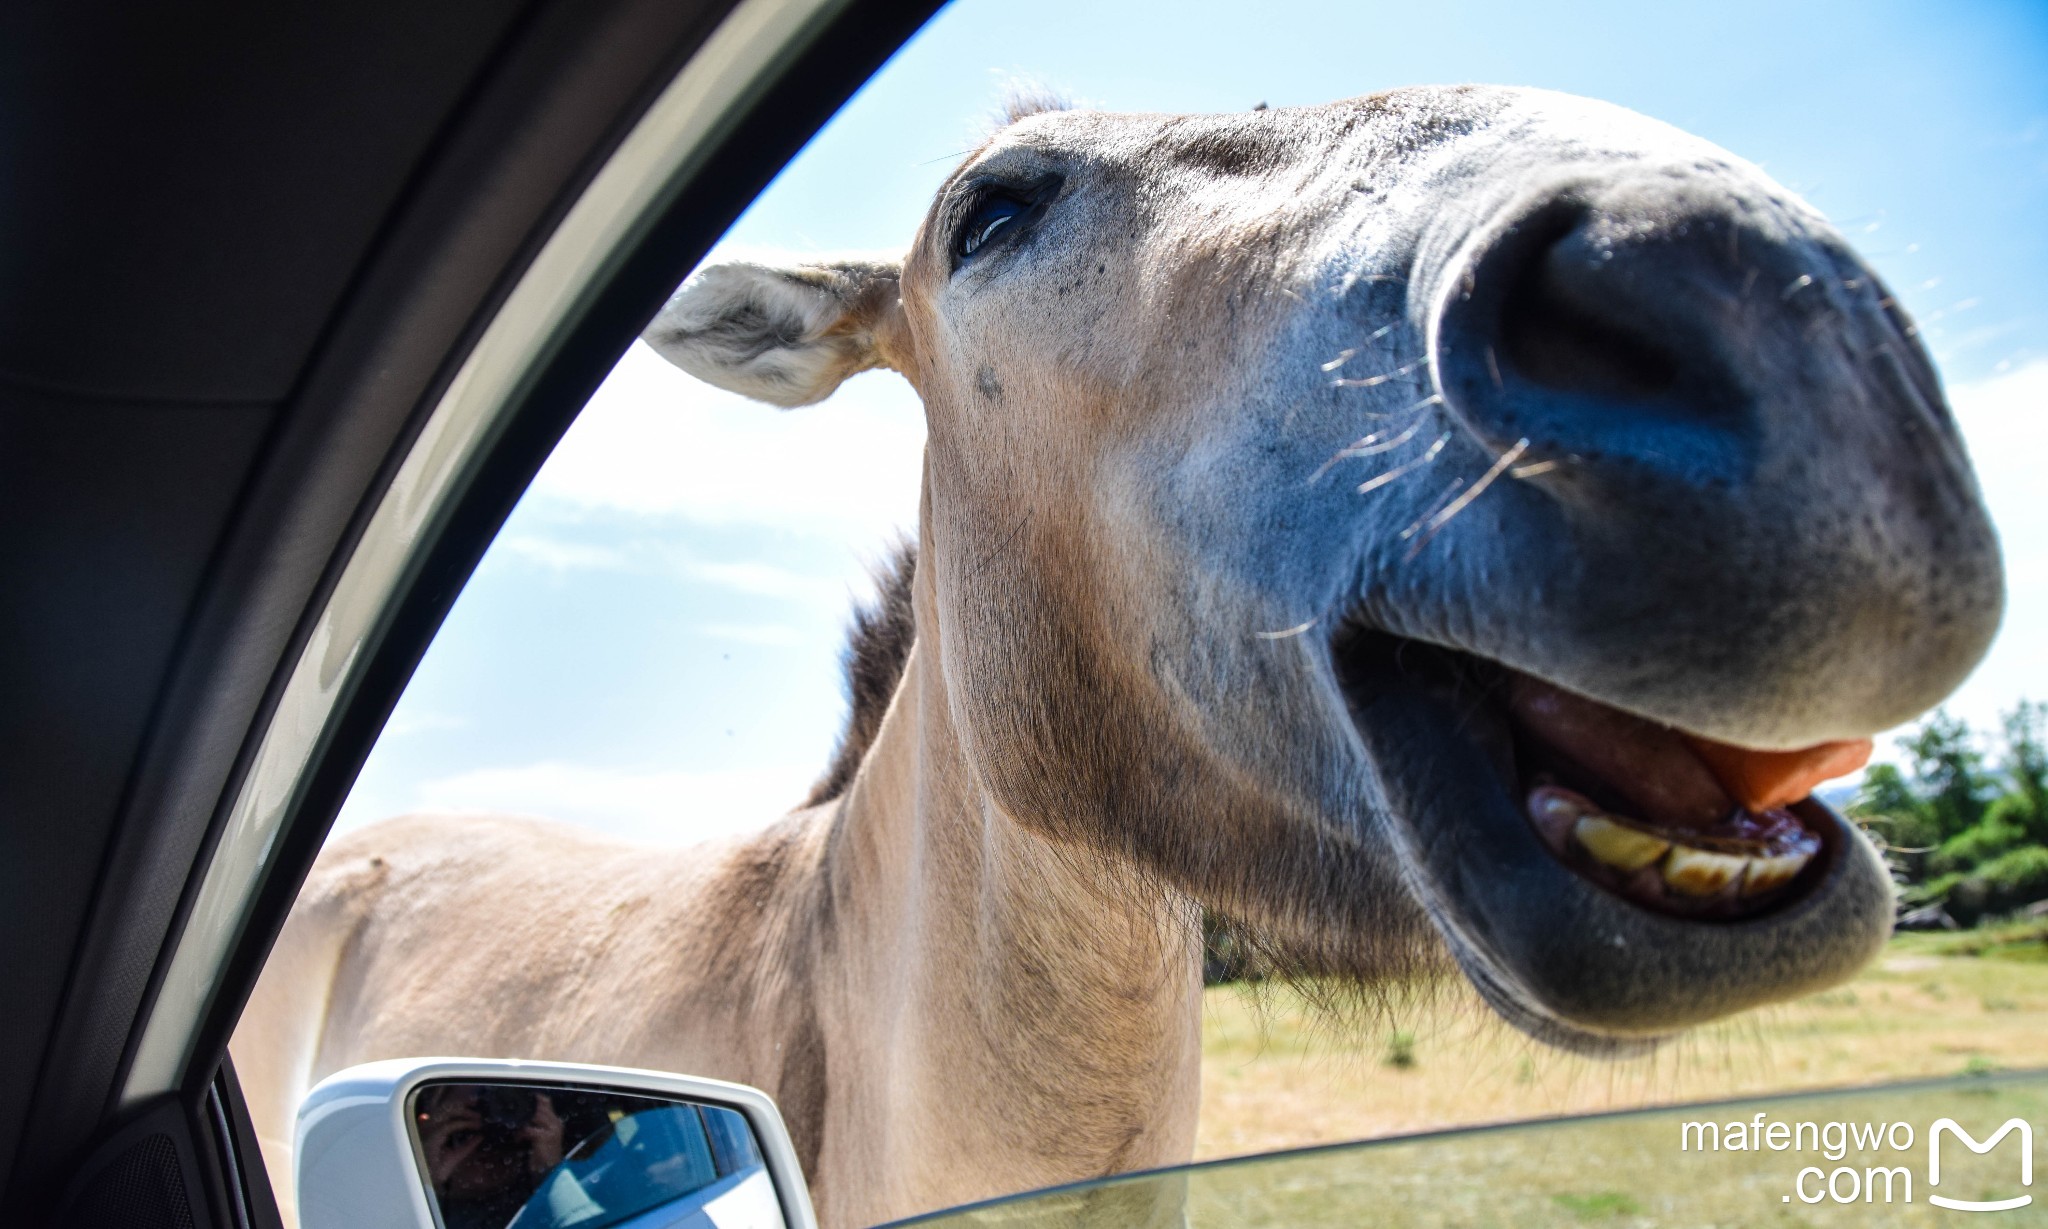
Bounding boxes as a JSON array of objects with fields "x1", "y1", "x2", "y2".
[
  {"x1": 1850, "y1": 703, "x2": 2048, "y2": 925},
  {"x1": 1999, "y1": 699, "x2": 2048, "y2": 841},
  {"x1": 1929, "y1": 809, "x2": 2028, "y2": 877},
  {"x1": 1902, "y1": 710, "x2": 1993, "y2": 841},
  {"x1": 1852, "y1": 760, "x2": 1940, "y2": 850}
]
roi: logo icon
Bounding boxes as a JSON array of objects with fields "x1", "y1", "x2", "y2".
[{"x1": 1928, "y1": 1118, "x2": 2033, "y2": 1213}]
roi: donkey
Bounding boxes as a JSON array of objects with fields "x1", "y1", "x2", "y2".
[{"x1": 235, "y1": 86, "x2": 2002, "y2": 1228}]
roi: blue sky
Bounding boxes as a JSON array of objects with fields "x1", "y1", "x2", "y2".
[{"x1": 336, "y1": 0, "x2": 2048, "y2": 843}]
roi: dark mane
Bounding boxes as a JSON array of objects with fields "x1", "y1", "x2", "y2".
[{"x1": 805, "y1": 541, "x2": 917, "y2": 806}]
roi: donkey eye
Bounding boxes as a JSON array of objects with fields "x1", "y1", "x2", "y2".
[
  {"x1": 949, "y1": 175, "x2": 1063, "y2": 271},
  {"x1": 957, "y1": 193, "x2": 1031, "y2": 260}
]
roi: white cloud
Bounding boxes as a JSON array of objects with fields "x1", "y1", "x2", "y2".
[
  {"x1": 381, "y1": 711, "x2": 467, "y2": 738},
  {"x1": 529, "y1": 342, "x2": 926, "y2": 552},
  {"x1": 680, "y1": 558, "x2": 845, "y2": 604},
  {"x1": 491, "y1": 527, "x2": 859, "y2": 614},
  {"x1": 495, "y1": 534, "x2": 633, "y2": 572},
  {"x1": 368, "y1": 761, "x2": 822, "y2": 847},
  {"x1": 699, "y1": 623, "x2": 809, "y2": 646}
]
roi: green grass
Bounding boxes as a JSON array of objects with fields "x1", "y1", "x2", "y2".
[
  {"x1": 1551, "y1": 1191, "x2": 1642, "y2": 1219},
  {"x1": 1198, "y1": 933, "x2": 2048, "y2": 1161},
  {"x1": 1920, "y1": 914, "x2": 2048, "y2": 961}
]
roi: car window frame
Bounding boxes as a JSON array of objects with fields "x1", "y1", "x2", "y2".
[{"x1": 109, "y1": 0, "x2": 943, "y2": 1158}]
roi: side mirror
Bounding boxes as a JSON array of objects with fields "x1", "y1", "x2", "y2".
[{"x1": 294, "y1": 1058, "x2": 817, "y2": 1229}]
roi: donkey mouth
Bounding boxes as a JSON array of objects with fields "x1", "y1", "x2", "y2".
[
  {"x1": 1338, "y1": 634, "x2": 1867, "y2": 923},
  {"x1": 1508, "y1": 673, "x2": 1867, "y2": 920},
  {"x1": 1330, "y1": 629, "x2": 1895, "y2": 1051}
]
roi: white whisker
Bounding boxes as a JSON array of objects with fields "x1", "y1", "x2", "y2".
[
  {"x1": 1256, "y1": 619, "x2": 1318, "y2": 640},
  {"x1": 1306, "y1": 395, "x2": 1447, "y2": 482},
  {"x1": 1310, "y1": 419, "x2": 1422, "y2": 483},
  {"x1": 1319, "y1": 323, "x2": 1400, "y2": 373},
  {"x1": 1357, "y1": 432, "x2": 1450, "y2": 494},
  {"x1": 1405, "y1": 438, "x2": 1529, "y2": 557},
  {"x1": 1383, "y1": 391, "x2": 1445, "y2": 420},
  {"x1": 1331, "y1": 356, "x2": 1430, "y2": 389},
  {"x1": 1400, "y1": 477, "x2": 1467, "y2": 540},
  {"x1": 1345, "y1": 417, "x2": 1430, "y2": 456},
  {"x1": 1509, "y1": 458, "x2": 1559, "y2": 479}
]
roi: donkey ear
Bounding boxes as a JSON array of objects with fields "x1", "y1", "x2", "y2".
[{"x1": 642, "y1": 258, "x2": 907, "y2": 407}]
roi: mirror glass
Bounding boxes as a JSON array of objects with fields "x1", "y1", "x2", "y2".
[{"x1": 407, "y1": 1081, "x2": 787, "y2": 1229}]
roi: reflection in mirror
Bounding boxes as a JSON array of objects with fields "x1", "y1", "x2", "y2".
[{"x1": 409, "y1": 1082, "x2": 783, "y2": 1229}]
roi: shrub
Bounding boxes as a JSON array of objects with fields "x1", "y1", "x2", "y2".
[
  {"x1": 1946, "y1": 847, "x2": 2048, "y2": 926},
  {"x1": 1905, "y1": 871, "x2": 1964, "y2": 908},
  {"x1": 1977, "y1": 846, "x2": 2048, "y2": 900},
  {"x1": 1930, "y1": 813, "x2": 2030, "y2": 877},
  {"x1": 1854, "y1": 703, "x2": 2048, "y2": 927},
  {"x1": 1985, "y1": 791, "x2": 2046, "y2": 846}
]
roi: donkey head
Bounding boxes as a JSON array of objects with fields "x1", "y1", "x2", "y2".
[{"x1": 647, "y1": 87, "x2": 2001, "y2": 1052}]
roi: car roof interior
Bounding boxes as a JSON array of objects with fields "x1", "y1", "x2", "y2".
[{"x1": 0, "y1": 0, "x2": 939, "y2": 1222}]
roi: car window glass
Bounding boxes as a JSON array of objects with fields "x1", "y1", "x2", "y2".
[
  {"x1": 235, "y1": 0, "x2": 2048, "y2": 1224},
  {"x1": 884, "y1": 1072, "x2": 2048, "y2": 1228}
]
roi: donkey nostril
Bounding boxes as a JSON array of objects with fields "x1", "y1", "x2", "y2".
[
  {"x1": 1496, "y1": 231, "x2": 1682, "y2": 402},
  {"x1": 1439, "y1": 198, "x2": 1765, "y2": 462}
]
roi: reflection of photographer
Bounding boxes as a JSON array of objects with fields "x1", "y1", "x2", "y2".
[
  {"x1": 415, "y1": 1085, "x2": 566, "y2": 1229},
  {"x1": 410, "y1": 1082, "x2": 778, "y2": 1229}
]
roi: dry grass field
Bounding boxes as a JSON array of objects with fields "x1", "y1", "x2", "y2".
[{"x1": 1194, "y1": 920, "x2": 2048, "y2": 1161}]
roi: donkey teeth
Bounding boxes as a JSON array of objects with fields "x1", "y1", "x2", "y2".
[
  {"x1": 1528, "y1": 787, "x2": 1587, "y2": 853},
  {"x1": 1661, "y1": 845, "x2": 1750, "y2": 897},
  {"x1": 1571, "y1": 814, "x2": 1671, "y2": 872},
  {"x1": 1537, "y1": 785, "x2": 1813, "y2": 899},
  {"x1": 1741, "y1": 850, "x2": 1813, "y2": 897}
]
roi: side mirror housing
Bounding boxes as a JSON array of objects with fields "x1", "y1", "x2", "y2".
[{"x1": 295, "y1": 1058, "x2": 816, "y2": 1229}]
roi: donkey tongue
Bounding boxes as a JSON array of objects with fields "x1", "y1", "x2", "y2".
[
  {"x1": 1683, "y1": 736, "x2": 1873, "y2": 812},
  {"x1": 1508, "y1": 676, "x2": 1872, "y2": 828},
  {"x1": 1507, "y1": 676, "x2": 1733, "y2": 828}
]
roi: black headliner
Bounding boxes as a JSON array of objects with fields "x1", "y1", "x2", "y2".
[{"x1": 0, "y1": 0, "x2": 940, "y2": 1219}]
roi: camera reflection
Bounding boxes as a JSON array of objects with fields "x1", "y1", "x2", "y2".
[
  {"x1": 410, "y1": 1082, "x2": 774, "y2": 1229},
  {"x1": 416, "y1": 1085, "x2": 567, "y2": 1227}
]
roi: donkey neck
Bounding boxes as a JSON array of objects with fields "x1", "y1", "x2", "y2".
[{"x1": 808, "y1": 600, "x2": 1204, "y2": 1217}]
